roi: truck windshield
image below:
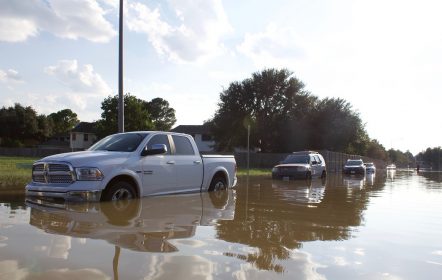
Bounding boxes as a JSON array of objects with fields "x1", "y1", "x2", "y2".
[
  {"x1": 89, "y1": 133, "x2": 149, "y2": 152},
  {"x1": 282, "y1": 155, "x2": 309, "y2": 164}
]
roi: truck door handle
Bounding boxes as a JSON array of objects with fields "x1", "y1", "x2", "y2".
[
  {"x1": 167, "y1": 161, "x2": 175, "y2": 165},
  {"x1": 193, "y1": 160, "x2": 201, "y2": 164}
]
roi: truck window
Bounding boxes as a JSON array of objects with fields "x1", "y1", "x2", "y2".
[
  {"x1": 147, "y1": 134, "x2": 171, "y2": 155},
  {"x1": 172, "y1": 135, "x2": 195, "y2": 155}
]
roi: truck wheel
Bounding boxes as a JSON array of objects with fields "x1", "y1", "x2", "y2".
[
  {"x1": 209, "y1": 176, "x2": 227, "y2": 192},
  {"x1": 102, "y1": 180, "x2": 136, "y2": 201},
  {"x1": 321, "y1": 170, "x2": 327, "y2": 178}
]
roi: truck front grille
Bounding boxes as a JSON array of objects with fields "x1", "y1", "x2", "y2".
[{"x1": 32, "y1": 163, "x2": 75, "y2": 184}]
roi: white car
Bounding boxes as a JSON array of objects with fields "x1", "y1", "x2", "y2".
[
  {"x1": 364, "y1": 162, "x2": 376, "y2": 174},
  {"x1": 272, "y1": 151, "x2": 327, "y2": 180},
  {"x1": 26, "y1": 131, "x2": 237, "y2": 202}
]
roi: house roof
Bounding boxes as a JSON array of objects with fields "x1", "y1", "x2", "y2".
[
  {"x1": 71, "y1": 122, "x2": 96, "y2": 133},
  {"x1": 171, "y1": 124, "x2": 211, "y2": 135}
]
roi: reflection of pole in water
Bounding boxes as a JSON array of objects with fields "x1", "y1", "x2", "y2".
[
  {"x1": 245, "y1": 173, "x2": 249, "y2": 221},
  {"x1": 113, "y1": 246, "x2": 121, "y2": 280}
]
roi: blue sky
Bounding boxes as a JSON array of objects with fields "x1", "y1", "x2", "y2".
[{"x1": 0, "y1": 0, "x2": 441, "y2": 154}]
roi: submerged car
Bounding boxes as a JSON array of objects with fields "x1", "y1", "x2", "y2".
[
  {"x1": 272, "y1": 151, "x2": 326, "y2": 180},
  {"x1": 343, "y1": 159, "x2": 366, "y2": 175},
  {"x1": 364, "y1": 162, "x2": 376, "y2": 173}
]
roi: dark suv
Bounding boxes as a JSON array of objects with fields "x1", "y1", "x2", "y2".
[{"x1": 343, "y1": 159, "x2": 366, "y2": 175}]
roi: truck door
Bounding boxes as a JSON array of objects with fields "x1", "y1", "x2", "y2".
[
  {"x1": 171, "y1": 135, "x2": 204, "y2": 192},
  {"x1": 141, "y1": 134, "x2": 176, "y2": 195}
]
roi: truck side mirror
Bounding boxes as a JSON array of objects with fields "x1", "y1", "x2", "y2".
[{"x1": 141, "y1": 144, "x2": 167, "y2": 156}]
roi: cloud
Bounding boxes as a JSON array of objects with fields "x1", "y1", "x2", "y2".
[
  {"x1": 126, "y1": 0, "x2": 233, "y2": 63},
  {"x1": 45, "y1": 60, "x2": 112, "y2": 99},
  {"x1": 237, "y1": 23, "x2": 305, "y2": 68},
  {"x1": 0, "y1": 0, "x2": 116, "y2": 43},
  {"x1": 41, "y1": 59, "x2": 112, "y2": 119},
  {"x1": 0, "y1": 69, "x2": 23, "y2": 84}
]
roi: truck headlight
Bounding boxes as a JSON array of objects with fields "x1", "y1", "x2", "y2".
[{"x1": 75, "y1": 167, "x2": 103, "y2": 181}]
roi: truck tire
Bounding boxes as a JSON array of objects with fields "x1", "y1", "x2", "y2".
[
  {"x1": 321, "y1": 170, "x2": 327, "y2": 178},
  {"x1": 102, "y1": 180, "x2": 136, "y2": 201},
  {"x1": 209, "y1": 176, "x2": 227, "y2": 192}
]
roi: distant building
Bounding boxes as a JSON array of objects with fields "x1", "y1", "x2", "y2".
[
  {"x1": 171, "y1": 125, "x2": 215, "y2": 152},
  {"x1": 70, "y1": 122, "x2": 97, "y2": 150}
]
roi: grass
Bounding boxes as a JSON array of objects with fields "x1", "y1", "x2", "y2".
[
  {"x1": 237, "y1": 168, "x2": 271, "y2": 176},
  {"x1": 0, "y1": 156, "x2": 37, "y2": 190}
]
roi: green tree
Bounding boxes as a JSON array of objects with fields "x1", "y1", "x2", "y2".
[
  {"x1": 48, "y1": 109, "x2": 79, "y2": 135},
  {"x1": 96, "y1": 94, "x2": 154, "y2": 138},
  {"x1": 310, "y1": 98, "x2": 369, "y2": 154},
  {"x1": 209, "y1": 69, "x2": 315, "y2": 152},
  {"x1": 387, "y1": 149, "x2": 413, "y2": 167},
  {"x1": 0, "y1": 104, "x2": 39, "y2": 146},
  {"x1": 36, "y1": 114, "x2": 54, "y2": 141},
  {"x1": 417, "y1": 147, "x2": 442, "y2": 170},
  {"x1": 366, "y1": 139, "x2": 388, "y2": 161},
  {"x1": 144, "y1": 98, "x2": 176, "y2": 131}
]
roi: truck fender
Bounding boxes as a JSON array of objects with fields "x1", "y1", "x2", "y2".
[
  {"x1": 205, "y1": 166, "x2": 231, "y2": 191},
  {"x1": 102, "y1": 169, "x2": 143, "y2": 198}
]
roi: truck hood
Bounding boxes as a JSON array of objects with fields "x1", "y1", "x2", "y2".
[
  {"x1": 39, "y1": 151, "x2": 132, "y2": 167},
  {"x1": 275, "y1": 163, "x2": 310, "y2": 168}
]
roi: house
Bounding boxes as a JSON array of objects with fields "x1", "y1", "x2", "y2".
[
  {"x1": 171, "y1": 125, "x2": 215, "y2": 152},
  {"x1": 70, "y1": 122, "x2": 97, "y2": 150}
]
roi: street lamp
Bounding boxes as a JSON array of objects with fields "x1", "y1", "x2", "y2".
[{"x1": 118, "y1": 0, "x2": 124, "y2": 133}]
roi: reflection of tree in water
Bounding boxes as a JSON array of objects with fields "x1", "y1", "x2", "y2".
[
  {"x1": 216, "y1": 175, "x2": 386, "y2": 273},
  {"x1": 419, "y1": 172, "x2": 442, "y2": 184},
  {"x1": 0, "y1": 194, "x2": 26, "y2": 211}
]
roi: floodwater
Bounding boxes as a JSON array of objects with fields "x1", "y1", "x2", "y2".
[{"x1": 1, "y1": 171, "x2": 442, "y2": 279}]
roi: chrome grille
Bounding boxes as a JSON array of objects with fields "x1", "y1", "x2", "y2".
[
  {"x1": 32, "y1": 162, "x2": 75, "y2": 184},
  {"x1": 48, "y1": 164, "x2": 70, "y2": 172}
]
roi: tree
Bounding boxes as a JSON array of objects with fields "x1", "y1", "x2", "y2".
[
  {"x1": 0, "y1": 103, "x2": 39, "y2": 146},
  {"x1": 48, "y1": 109, "x2": 79, "y2": 135},
  {"x1": 310, "y1": 98, "x2": 369, "y2": 154},
  {"x1": 209, "y1": 68, "x2": 316, "y2": 152},
  {"x1": 96, "y1": 94, "x2": 154, "y2": 138},
  {"x1": 144, "y1": 98, "x2": 176, "y2": 131},
  {"x1": 417, "y1": 147, "x2": 441, "y2": 170},
  {"x1": 366, "y1": 139, "x2": 388, "y2": 161},
  {"x1": 208, "y1": 69, "x2": 369, "y2": 153}
]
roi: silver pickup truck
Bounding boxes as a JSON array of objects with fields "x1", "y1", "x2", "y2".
[{"x1": 25, "y1": 131, "x2": 237, "y2": 202}]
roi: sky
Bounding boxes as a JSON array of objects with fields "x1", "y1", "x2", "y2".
[{"x1": 0, "y1": 0, "x2": 441, "y2": 155}]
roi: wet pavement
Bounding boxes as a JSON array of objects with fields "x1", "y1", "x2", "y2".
[{"x1": 1, "y1": 170, "x2": 442, "y2": 279}]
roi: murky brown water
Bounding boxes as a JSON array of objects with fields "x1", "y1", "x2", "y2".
[{"x1": 1, "y1": 170, "x2": 442, "y2": 279}]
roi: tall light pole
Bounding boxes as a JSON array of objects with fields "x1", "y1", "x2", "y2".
[{"x1": 118, "y1": 0, "x2": 124, "y2": 133}]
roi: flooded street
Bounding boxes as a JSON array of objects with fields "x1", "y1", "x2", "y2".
[{"x1": 1, "y1": 170, "x2": 442, "y2": 279}]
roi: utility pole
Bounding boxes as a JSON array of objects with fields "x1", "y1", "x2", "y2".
[{"x1": 118, "y1": 0, "x2": 124, "y2": 133}]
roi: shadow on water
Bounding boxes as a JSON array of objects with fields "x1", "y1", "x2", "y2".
[{"x1": 216, "y1": 172, "x2": 387, "y2": 273}]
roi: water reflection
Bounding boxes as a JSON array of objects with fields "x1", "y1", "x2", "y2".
[
  {"x1": 419, "y1": 171, "x2": 442, "y2": 184},
  {"x1": 27, "y1": 191, "x2": 235, "y2": 253},
  {"x1": 216, "y1": 174, "x2": 386, "y2": 273},
  {"x1": 2, "y1": 172, "x2": 413, "y2": 279}
]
